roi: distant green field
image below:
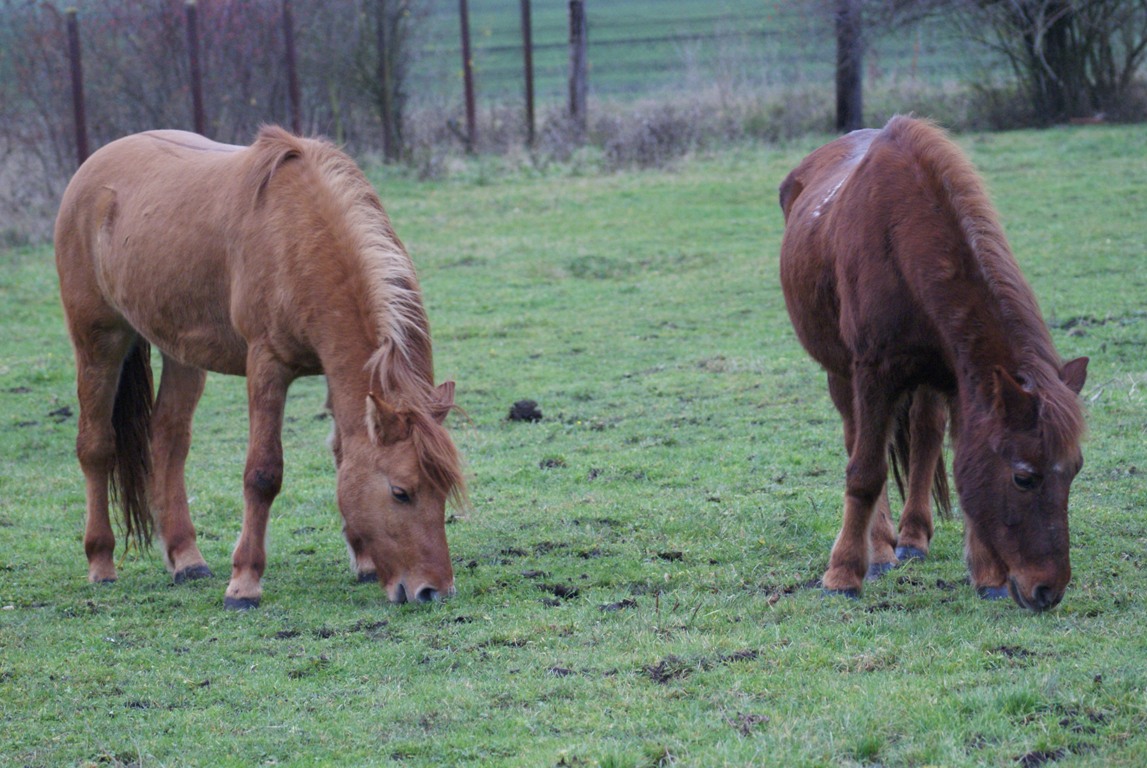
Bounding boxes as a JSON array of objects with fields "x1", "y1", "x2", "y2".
[{"x1": 412, "y1": 0, "x2": 992, "y2": 105}]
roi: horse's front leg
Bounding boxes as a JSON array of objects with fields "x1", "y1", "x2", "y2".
[
  {"x1": 824, "y1": 368, "x2": 897, "y2": 596},
  {"x1": 965, "y1": 521, "x2": 1010, "y2": 600},
  {"x1": 224, "y1": 348, "x2": 291, "y2": 610}
]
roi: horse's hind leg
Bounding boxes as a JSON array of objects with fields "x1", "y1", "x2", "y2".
[
  {"x1": 826, "y1": 373, "x2": 897, "y2": 592},
  {"x1": 71, "y1": 326, "x2": 138, "y2": 583},
  {"x1": 150, "y1": 355, "x2": 212, "y2": 582},
  {"x1": 895, "y1": 388, "x2": 947, "y2": 561}
]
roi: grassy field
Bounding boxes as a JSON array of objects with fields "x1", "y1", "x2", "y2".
[
  {"x1": 2, "y1": 124, "x2": 1146, "y2": 766},
  {"x1": 413, "y1": 0, "x2": 986, "y2": 103}
]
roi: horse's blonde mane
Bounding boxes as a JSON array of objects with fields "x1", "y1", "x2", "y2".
[
  {"x1": 249, "y1": 126, "x2": 463, "y2": 502},
  {"x1": 884, "y1": 116, "x2": 1085, "y2": 455},
  {"x1": 251, "y1": 127, "x2": 433, "y2": 399}
]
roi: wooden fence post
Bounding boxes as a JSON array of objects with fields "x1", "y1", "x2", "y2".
[
  {"x1": 186, "y1": 0, "x2": 207, "y2": 136},
  {"x1": 835, "y1": 0, "x2": 863, "y2": 132},
  {"x1": 520, "y1": 0, "x2": 535, "y2": 147},
  {"x1": 459, "y1": 0, "x2": 476, "y2": 152},
  {"x1": 568, "y1": 0, "x2": 587, "y2": 137},
  {"x1": 65, "y1": 8, "x2": 89, "y2": 166},
  {"x1": 282, "y1": 0, "x2": 302, "y2": 134},
  {"x1": 376, "y1": 0, "x2": 400, "y2": 161}
]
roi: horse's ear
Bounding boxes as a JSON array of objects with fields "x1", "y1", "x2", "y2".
[
  {"x1": 1060, "y1": 357, "x2": 1089, "y2": 395},
  {"x1": 366, "y1": 392, "x2": 407, "y2": 445},
  {"x1": 431, "y1": 380, "x2": 456, "y2": 425},
  {"x1": 993, "y1": 367, "x2": 1038, "y2": 431}
]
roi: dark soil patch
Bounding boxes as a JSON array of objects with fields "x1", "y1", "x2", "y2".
[
  {"x1": 645, "y1": 655, "x2": 692, "y2": 684},
  {"x1": 645, "y1": 648, "x2": 759, "y2": 684},
  {"x1": 48, "y1": 405, "x2": 73, "y2": 422},
  {"x1": 727, "y1": 712, "x2": 769, "y2": 736},
  {"x1": 1017, "y1": 748, "x2": 1067, "y2": 768},
  {"x1": 508, "y1": 399, "x2": 543, "y2": 422},
  {"x1": 539, "y1": 583, "x2": 581, "y2": 601},
  {"x1": 533, "y1": 541, "x2": 567, "y2": 555},
  {"x1": 599, "y1": 597, "x2": 637, "y2": 612},
  {"x1": 657, "y1": 550, "x2": 683, "y2": 562}
]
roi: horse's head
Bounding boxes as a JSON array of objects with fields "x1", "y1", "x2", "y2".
[
  {"x1": 954, "y1": 359, "x2": 1088, "y2": 612},
  {"x1": 335, "y1": 382, "x2": 462, "y2": 604}
]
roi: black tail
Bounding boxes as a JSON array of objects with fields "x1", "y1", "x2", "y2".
[
  {"x1": 889, "y1": 392, "x2": 952, "y2": 519},
  {"x1": 110, "y1": 339, "x2": 154, "y2": 550}
]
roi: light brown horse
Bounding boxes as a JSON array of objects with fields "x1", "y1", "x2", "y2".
[
  {"x1": 55, "y1": 126, "x2": 464, "y2": 609},
  {"x1": 778, "y1": 116, "x2": 1088, "y2": 611}
]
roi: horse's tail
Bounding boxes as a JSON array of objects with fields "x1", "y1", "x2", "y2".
[
  {"x1": 888, "y1": 392, "x2": 952, "y2": 519},
  {"x1": 110, "y1": 339, "x2": 155, "y2": 550}
]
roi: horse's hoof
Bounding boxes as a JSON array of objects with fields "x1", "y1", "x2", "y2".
[
  {"x1": 223, "y1": 596, "x2": 261, "y2": 610},
  {"x1": 895, "y1": 546, "x2": 927, "y2": 561},
  {"x1": 174, "y1": 564, "x2": 214, "y2": 584},
  {"x1": 821, "y1": 587, "x2": 861, "y2": 600},
  {"x1": 976, "y1": 585, "x2": 1010, "y2": 601},
  {"x1": 866, "y1": 561, "x2": 897, "y2": 580},
  {"x1": 356, "y1": 571, "x2": 379, "y2": 584}
]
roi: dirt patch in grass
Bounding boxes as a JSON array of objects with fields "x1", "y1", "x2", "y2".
[{"x1": 644, "y1": 649, "x2": 760, "y2": 684}]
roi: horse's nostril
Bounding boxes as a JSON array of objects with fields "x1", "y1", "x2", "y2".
[
  {"x1": 1032, "y1": 585, "x2": 1056, "y2": 611},
  {"x1": 415, "y1": 586, "x2": 438, "y2": 604},
  {"x1": 392, "y1": 583, "x2": 408, "y2": 604}
]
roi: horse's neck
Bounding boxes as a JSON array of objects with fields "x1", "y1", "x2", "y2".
[
  {"x1": 321, "y1": 334, "x2": 432, "y2": 437},
  {"x1": 929, "y1": 253, "x2": 1051, "y2": 413}
]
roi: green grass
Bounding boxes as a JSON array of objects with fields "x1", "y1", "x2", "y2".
[
  {"x1": 2, "y1": 125, "x2": 1147, "y2": 766},
  {"x1": 415, "y1": 0, "x2": 988, "y2": 104}
]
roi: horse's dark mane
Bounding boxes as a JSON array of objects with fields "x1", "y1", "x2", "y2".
[
  {"x1": 250, "y1": 126, "x2": 464, "y2": 503},
  {"x1": 883, "y1": 116, "x2": 1085, "y2": 457}
]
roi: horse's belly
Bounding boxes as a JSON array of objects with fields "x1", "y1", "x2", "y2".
[
  {"x1": 96, "y1": 262, "x2": 248, "y2": 375},
  {"x1": 780, "y1": 243, "x2": 851, "y2": 377},
  {"x1": 150, "y1": 324, "x2": 249, "y2": 375}
]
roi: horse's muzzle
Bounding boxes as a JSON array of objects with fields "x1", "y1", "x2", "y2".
[
  {"x1": 1009, "y1": 577, "x2": 1063, "y2": 613},
  {"x1": 390, "y1": 581, "x2": 455, "y2": 604}
]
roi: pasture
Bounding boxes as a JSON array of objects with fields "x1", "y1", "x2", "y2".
[{"x1": 2, "y1": 124, "x2": 1146, "y2": 766}]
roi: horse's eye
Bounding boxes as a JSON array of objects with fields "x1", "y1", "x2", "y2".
[
  {"x1": 390, "y1": 486, "x2": 411, "y2": 504},
  {"x1": 1012, "y1": 473, "x2": 1039, "y2": 491}
]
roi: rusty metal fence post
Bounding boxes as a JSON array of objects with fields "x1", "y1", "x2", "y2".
[
  {"x1": 459, "y1": 0, "x2": 477, "y2": 152},
  {"x1": 568, "y1": 0, "x2": 587, "y2": 137},
  {"x1": 520, "y1": 0, "x2": 535, "y2": 147},
  {"x1": 282, "y1": 0, "x2": 302, "y2": 134},
  {"x1": 186, "y1": 0, "x2": 206, "y2": 135},
  {"x1": 66, "y1": 8, "x2": 89, "y2": 167}
]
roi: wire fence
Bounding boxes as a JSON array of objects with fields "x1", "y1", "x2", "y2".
[{"x1": 0, "y1": 0, "x2": 1006, "y2": 244}]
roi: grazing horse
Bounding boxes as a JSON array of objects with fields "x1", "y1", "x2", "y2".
[
  {"x1": 778, "y1": 116, "x2": 1087, "y2": 611},
  {"x1": 55, "y1": 126, "x2": 464, "y2": 609}
]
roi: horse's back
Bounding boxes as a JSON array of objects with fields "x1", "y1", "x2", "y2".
[
  {"x1": 777, "y1": 128, "x2": 883, "y2": 375},
  {"x1": 55, "y1": 131, "x2": 256, "y2": 373}
]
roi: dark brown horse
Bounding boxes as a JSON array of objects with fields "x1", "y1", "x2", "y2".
[
  {"x1": 778, "y1": 116, "x2": 1087, "y2": 611},
  {"x1": 55, "y1": 126, "x2": 464, "y2": 609}
]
